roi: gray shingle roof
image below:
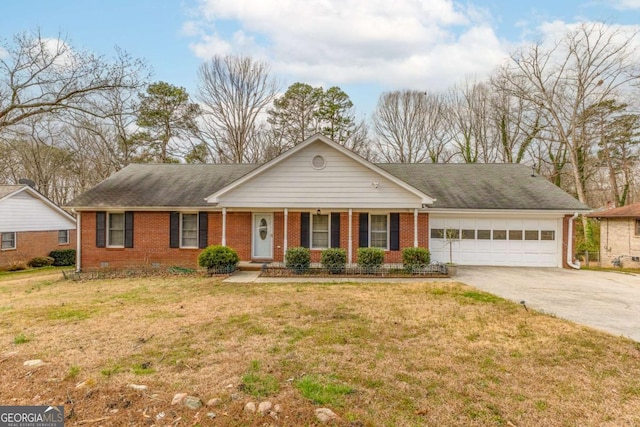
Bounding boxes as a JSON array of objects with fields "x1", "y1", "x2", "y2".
[
  {"x1": 68, "y1": 164, "x2": 259, "y2": 208},
  {"x1": 68, "y1": 162, "x2": 589, "y2": 211},
  {"x1": 378, "y1": 163, "x2": 590, "y2": 211},
  {"x1": 586, "y1": 202, "x2": 640, "y2": 218}
]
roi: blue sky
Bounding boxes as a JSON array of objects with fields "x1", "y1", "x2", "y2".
[{"x1": 2, "y1": 0, "x2": 639, "y2": 117}]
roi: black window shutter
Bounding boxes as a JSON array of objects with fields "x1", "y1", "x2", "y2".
[
  {"x1": 300, "y1": 212, "x2": 310, "y2": 248},
  {"x1": 96, "y1": 211, "x2": 106, "y2": 248},
  {"x1": 124, "y1": 211, "x2": 134, "y2": 248},
  {"x1": 169, "y1": 212, "x2": 180, "y2": 248},
  {"x1": 390, "y1": 213, "x2": 400, "y2": 251},
  {"x1": 359, "y1": 212, "x2": 369, "y2": 248},
  {"x1": 198, "y1": 212, "x2": 208, "y2": 249},
  {"x1": 331, "y1": 212, "x2": 340, "y2": 248}
]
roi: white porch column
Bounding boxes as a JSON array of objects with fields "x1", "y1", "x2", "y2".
[
  {"x1": 414, "y1": 209, "x2": 419, "y2": 247},
  {"x1": 75, "y1": 211, "x2": 81, "y2": 272},
  {"x1": 221, "y1": 208, "x2": 227, "y2": 246},
  {"x1": 348, "y1": 209, "x2": 353, "y2": 265},
  {"x1": 283, "y1": 208, "x2": 288, "y2": 257}
]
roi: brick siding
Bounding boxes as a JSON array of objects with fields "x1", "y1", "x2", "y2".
[
  {"x1": 79, "y1": 210, "x2": 432, "y2": 270},
  {"x1": 79, "y1": 210, "x2": 574, "y2": 270},
  {"x1": 598, "y1": 218, "x2": 640, "y2": 268},
  {"x1": 0, "y1": 229, "x2": 76, "y2": 268}
]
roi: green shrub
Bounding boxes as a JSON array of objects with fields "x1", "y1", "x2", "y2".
[
  {"x1": 49, "y1": 249, "x2": 76, "y2": 266},
  {"x1": 402, "y1": 247, "x2": 430, "y2": 271},
  {"x1": 197, "y1": 245, "x2": 239, "y2": 273},
  {"x1": 357, "y1": 247, "x2": 384, "y2": 270},
  {"x1": 285, "y1": 247, "x2": 310, "y2": 273},
  {"x1": 27, "y1": 256, "x2": 55, "y2": 268},
  {"x1": 321, "y1": 248, "x2": 346, "y2": 273}
]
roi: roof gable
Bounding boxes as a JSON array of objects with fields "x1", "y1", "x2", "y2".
[
  {"x1": 206, "y1": 134, "x2": 434, "y2": 207},
  {"x1": 0, "y1": 185, "x2": 76, "y2": 231}
]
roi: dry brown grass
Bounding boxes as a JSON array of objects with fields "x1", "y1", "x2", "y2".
[{"x1": 1, "y1": 271, "x2": 640, "y2": 426}]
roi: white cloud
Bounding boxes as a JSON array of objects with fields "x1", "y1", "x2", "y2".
[
  {"x1": 185, "y1": 0, "x2": 508, "y2": 91},
  {"x1": 613, "y1": 0, "x2": 640, "y2": 9}
]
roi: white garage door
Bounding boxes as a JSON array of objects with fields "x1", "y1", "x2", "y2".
[{"x1": 429, "y1": 216, "x2": 561, "y2": 267}]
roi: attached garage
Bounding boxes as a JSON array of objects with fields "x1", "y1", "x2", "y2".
[{"x1": 428, "y1": 215, "x2": 562, "y2": 267}]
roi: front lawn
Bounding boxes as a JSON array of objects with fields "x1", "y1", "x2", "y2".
[{"x1": 1, "y1": 272, "x2": 639, "y2": 426}]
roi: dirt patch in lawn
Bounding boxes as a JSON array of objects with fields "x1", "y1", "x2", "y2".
[{"x1": 1, "y1": 272, "x2": 639, "y2": 426}]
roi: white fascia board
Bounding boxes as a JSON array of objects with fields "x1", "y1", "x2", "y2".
[
  {"x1": 70, "y1": 206, "x2": 222, "y2": 212},
  {"x1": 205, "y1": 133, "x2": 436, "y2": 205},
  {"x1": 425, "y1": 209, "x2": 588, "y2": 217},
  {"x1": 0, "y1": 187, "x2": 25, "y2": 203}
]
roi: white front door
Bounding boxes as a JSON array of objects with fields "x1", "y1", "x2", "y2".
[{"x1": 253, "y1": 213, "x2": 273, "y2": 259}]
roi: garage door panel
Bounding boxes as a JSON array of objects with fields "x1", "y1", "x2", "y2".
[{"x1": 429, "y1": 216, "x2": 560, "y2": 267}]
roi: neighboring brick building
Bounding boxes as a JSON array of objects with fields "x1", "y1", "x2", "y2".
[
  {"x1": 587, "y1": 202, "x2": 640, "y2": 269},
  {"x1": 0, "y1": 185, "x2": 76, "y2": 268},
  {"x1": 68, "y1": 134, "x2": 590, "y2": 271}
]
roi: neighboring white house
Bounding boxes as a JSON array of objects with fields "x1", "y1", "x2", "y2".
[{"x1": 0, "y1": 184, "x2": 77, "y2": 267}]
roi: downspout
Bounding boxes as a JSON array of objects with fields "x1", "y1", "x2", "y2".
[
  {"x1": 73, "y1": 209, "x2": 81, "y2": 273},
  {"x1": 283, "y1": 208, "x2": 288, "y2": 260},
  {"x1": 413, "y1": 209, "x2": 418, "y2": 247},
  {"x1": 221, "y1": 208, "x2": 227, "y2": 246},
  {"x1": 566, "y1": 212, "x2": 580, "y2": 269}
]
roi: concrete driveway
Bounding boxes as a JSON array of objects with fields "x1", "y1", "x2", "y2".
[{"x1": 457, "y1": 267, "x2": 640, "y2": 342}]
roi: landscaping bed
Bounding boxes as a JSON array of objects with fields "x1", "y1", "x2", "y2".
[{"x1": 260, "y1": 262, "x2": 449, "y2": 278}]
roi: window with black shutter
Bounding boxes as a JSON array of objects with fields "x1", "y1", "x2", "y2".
[
  {"x1": 169, "y1": 212, "x2": 180, "y2": 248},
  {"x1": 96, "y1": 211, "x2": 106, "y2": 248},
  {"x1": 359, "y1": 212, "x2": 368, "y2": 248},
  {"x1": 330, "y1": 212, "x2": 340, "y2": 248},
  {"x1": 300, "y1": 212, "x2": 310, "y2": 248}
]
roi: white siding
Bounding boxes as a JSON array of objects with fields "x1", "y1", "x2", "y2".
[
  {"x1": 218, "y1": 141, "x2": 424, "y2": 208},
  {"x1": 0, "y1": 191, "x2": 76, "y2": 232}
]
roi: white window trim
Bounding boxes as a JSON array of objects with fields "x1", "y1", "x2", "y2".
[
  {"x1": 180, "y1": 213, "x2": 199, "y2": 248},
  {"x1": 311, "y1": 213, "x2": 330, "y2": 249},
  {"x1": 369, "y1": 213, "x2": 390, "y2": 250},
  {"x1": 1, "y1": 232, "x2": 16, "y2": 251},
  {"x1": 107, "y1": 212, "x2": 125, "y2": 248},
  {"x1": 58, "y1": 229, "x2": 69, "y2": 245}
]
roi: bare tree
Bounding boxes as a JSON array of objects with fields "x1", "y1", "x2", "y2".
[
  {"x1": 197, "y1": 55, "x2": 279, "y2": 163},
  {"x1": 0, "y1": 30, "x2": 147, "y2": 135},
  {"x1": 490, "y1": 71, "x2": 542, "y2": 164},
  {"x1": 445, "y1": 80, "x2": 498, "y2": 163},
  {"x1": 1, "y1": 116, "x2": 76, "y2": 204},
  {"x1": 372, "y1": 90, "x2": 448, "y2": 163},
  {"x1": 503, "y1": 22, "x2": 640, "y2": 208}
]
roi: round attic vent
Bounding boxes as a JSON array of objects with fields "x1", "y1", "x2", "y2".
[{"x1": 312, "y1": 155, "x2": 326, "y2": 169}]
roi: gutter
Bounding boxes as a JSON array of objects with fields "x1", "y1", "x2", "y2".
[
  {"x1": 566, "y1": 212, "x2": 581, "y2": 270},
  {"x1": 72, "y1": 209, "x2": 81, "y2": 273}
]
